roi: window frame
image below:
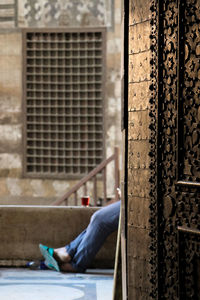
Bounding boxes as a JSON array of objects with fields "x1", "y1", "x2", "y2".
[{"x1": 22, "y1": 27, "x2": 106, "y2": 179}]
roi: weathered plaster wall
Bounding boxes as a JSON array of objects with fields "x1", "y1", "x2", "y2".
[
  {"x1": 128, "y1": 0, "x2": 152, "y2": 298},
  {"x1": 0, "y1": 0, "x2": 122, "y2": 205}
]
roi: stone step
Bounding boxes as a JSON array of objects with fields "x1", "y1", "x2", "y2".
[
  {"x1": 0, "y1": 205, "x2": 117, "y2": 268},
  {"x1": 0, "y1": 196, "x2": 56, "y2": 206}
]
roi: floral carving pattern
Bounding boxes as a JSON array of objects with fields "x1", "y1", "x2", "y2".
[
  {"x1": 179, "y1": 0, "x2": 200, "y2": 183},
  {"x1": 149, "y1": 0, "x2": 200, "y2": 298},
  {"x1": 22, "y1": 0, "x2": 113, "y2": 28}
]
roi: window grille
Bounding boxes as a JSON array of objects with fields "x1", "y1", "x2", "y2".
[{"x1": 23, "y1": 29, "x2": 105, "y2": 178}]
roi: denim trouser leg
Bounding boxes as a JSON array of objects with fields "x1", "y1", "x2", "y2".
[{"x1": 65, "y1": 200, "x2": 121, "y2": 272}]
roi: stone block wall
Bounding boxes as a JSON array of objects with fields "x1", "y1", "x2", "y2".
[
  {"x1": 0, "y1": 0, "x2": 122, "y2": 205},
  {"x1": 127, "y1": 0, "x2": 152, "y2": 298}
]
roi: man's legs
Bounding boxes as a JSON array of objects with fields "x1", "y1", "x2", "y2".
[
  {"x1": 54, "y1": 200, "x2": 120, "y2": 272},
  {"x1": 63, "y1": 200, "x2": 121, "y2": 272},
  {"x1": 54, "y1": 230, "x2": 86, "y2": 265}
]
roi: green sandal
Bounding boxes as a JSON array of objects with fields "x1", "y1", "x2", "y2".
[{"x1": 39, "y1": 244, "x2": 60, "y2": 272}]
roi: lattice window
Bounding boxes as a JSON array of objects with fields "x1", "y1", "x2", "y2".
[{"x1": 23, "y1": 29, "x2": 105, "y2": 178}]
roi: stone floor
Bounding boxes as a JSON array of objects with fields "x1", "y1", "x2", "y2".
[{"x1": 0, "y1": 268, "x2": 114, "y2": 300}]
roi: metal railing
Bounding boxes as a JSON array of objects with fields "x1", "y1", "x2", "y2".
[{"x1": 52, "y1": 147, "x2": 120, "y2": 206}]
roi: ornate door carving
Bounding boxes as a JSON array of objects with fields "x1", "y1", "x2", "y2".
[{"x1": 149, "y1": 0, "x2": 200, "y2": 298}]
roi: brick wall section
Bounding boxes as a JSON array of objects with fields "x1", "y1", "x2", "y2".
[{"x1": 127, "y1": 0, "x2": 152, "y2": 299}]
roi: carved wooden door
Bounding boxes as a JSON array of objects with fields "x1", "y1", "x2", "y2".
[{"x1": 149, "y1": 0, "x2": 200, "y2": 299}]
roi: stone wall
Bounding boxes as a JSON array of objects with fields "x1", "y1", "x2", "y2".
[
  {"x1": 0, "y1": 0, "x2": 122, "y2": 205},
  {"x1": 127, "y1": 0, "x2": 152, "y2": 298}
]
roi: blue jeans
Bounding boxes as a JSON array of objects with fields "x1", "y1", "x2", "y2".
[{"x1": 66, "y1": 200, "x2": 121, "y2": 272}]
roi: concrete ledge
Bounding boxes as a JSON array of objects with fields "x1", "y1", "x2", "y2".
[
  {"x1": 0, "y1": 206, "x2": 117, "y2": 268},
  {"x1": 0, "y1": 196, "x2": 56, "y2": 206}
]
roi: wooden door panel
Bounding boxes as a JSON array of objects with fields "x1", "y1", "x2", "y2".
[{"x1": 153, "y1": 0, "x2": 200, "y2": 298}]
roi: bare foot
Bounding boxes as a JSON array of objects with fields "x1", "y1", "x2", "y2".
[
  {"x1": 60, "y1": 262, "x2": 77, "y2": 273},
  {"x1": 54, "y1": 247, "x2": 71, "y2": 263}
]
